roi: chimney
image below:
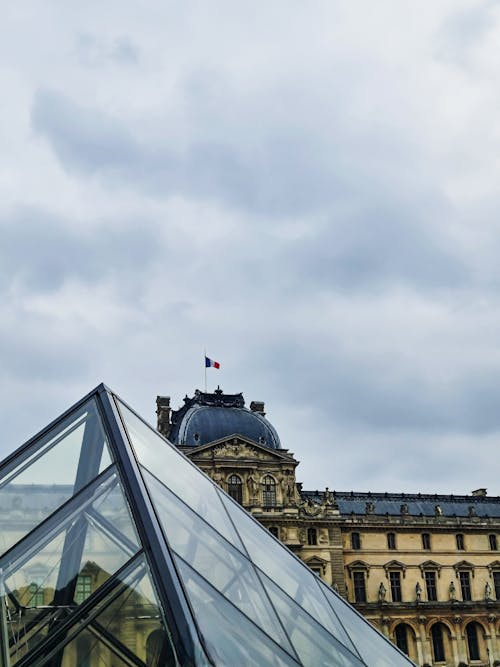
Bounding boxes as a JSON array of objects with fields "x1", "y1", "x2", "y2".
[
  {"x1": 250, "y1": 400, "x2": 266, "y2": 416},
  {"x1": 156, "y1": 396, "x2": 171, "y2": 438},
  {"x1": 471, "y1": 488, "x2": 487, "y2": 497}
]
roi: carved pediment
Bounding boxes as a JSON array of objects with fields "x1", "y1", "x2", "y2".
[
  {"x1": 419, "y1": 560, "x2": 442, "y2": 577},
  {"x1": 186, "y1": 434, "x2": 295, "y2": 463},
  {"x1": 383, "y1": 560, "x2": 407, "y2": 578},
  {"x1": 454, "y1": 560, "x2": 475, "y2": 577},
  {"x1": 305, "y1": 555, "x2": 328, "y2": 575},
  {"x1": 347, "y1": 560, "x2": 371, "y2": 577},
  {"x1": 488, "y1": 560, "x2": 500, "y2": 574}
]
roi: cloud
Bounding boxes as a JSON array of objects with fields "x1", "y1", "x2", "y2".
[{"x1": 2, "y1": 1, "x2": 500, "y2": 500}]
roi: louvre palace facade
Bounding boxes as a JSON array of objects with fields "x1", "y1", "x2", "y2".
[{"x1": 157, "y1": 387, "x2": 500, "y2": 667}]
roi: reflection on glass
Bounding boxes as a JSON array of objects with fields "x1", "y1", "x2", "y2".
[
  {"x1": 34, "y1": 557, "x2": 178, "y2": 667},
  {"x1": 219, "y1": 491, "x2": 354, "y2": 647},
  {"x1": 320, "y1": 582, "x2": 414, "y2": 666},
  {"x1": 117, "y1": 400, "x2": 241, "y2": 546},
  {"x1": 143, "y1": 469, "x2": 294, "y2": 656},
  {"x1": 0, "y1": 399, "x2": 112, "y2": 555},
  {"x1": 3, "y1": 473, "x2": 140, "y2": 665},
  {"x1": 176, "y1": 558, "x2": 299, "y2": 667},
  {"x1": 263, "y1": 574, "x2": 363, "y2": 667}
]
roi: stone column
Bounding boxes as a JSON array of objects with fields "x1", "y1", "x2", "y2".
[
  {"x1": 453, "y1": 616, "x2": 466, "y2": 665},
  {"x1": 488, "y1": 615, "x2": 497, "y2": 664},
  {"x1": 418, "y1": 617, "x2": 432, "y2": 665}
]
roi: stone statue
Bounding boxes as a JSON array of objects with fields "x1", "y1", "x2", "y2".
[
  {"x1": 378, "y1": 582, "x2": 387, "y2": 602},
  {"x1": 212, "y1": 472, "x2": 224, "y2": 489},
  {"x1": 416, "y1": 581, "x2": 422, "y2": 602},
  {"x1": 449, "y1": 581, "x2": 457, "y2": 602},
  {"x1": 434, "y1": 504, "x2": 443, "y2": 516},
  {"x1": 247, "y1": 472, "x2": 259, "y2": 498},
  {"x1": 400, "y1": 503, "x2": 408, "y2": 515},
  {"x1": 365, "y1": 501, "x2": 375, "y2": 514},
  {"x1": 485, "y1": 581, "x2": 493, "y2": 601}
]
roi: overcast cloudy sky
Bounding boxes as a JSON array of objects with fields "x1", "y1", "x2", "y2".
[{"x1": 2, "y1": 1, "x2": 500, "y2": 496}]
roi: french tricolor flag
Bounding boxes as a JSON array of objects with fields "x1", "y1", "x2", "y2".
[{"x1": 205, "y1": 356, "x2": 220, "y2": 369}]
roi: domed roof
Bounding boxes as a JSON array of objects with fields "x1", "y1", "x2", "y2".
[{"x1": 169, "y1": 388, "x2": 282, "y2": 449}]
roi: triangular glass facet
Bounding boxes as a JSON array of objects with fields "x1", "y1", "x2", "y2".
[{"x1": 0, "y1": 398, "x2": 111, "y2": 555}]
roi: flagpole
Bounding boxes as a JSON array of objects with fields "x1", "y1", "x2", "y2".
[{"x1": 204, "y1": 348, "x2": 207, "y2": 393}]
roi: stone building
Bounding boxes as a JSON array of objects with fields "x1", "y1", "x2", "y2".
[{"x1": 158, "y1": 388, "x2": 500, "y2": 667}]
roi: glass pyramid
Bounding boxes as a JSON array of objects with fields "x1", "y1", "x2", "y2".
[{"x1": 0, "y1": 384, "x2": 415, "y2": 667}]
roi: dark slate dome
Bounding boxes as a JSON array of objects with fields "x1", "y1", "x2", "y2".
[{"x1": 169, "y1": 388, "x2": 282, "y2": 449}]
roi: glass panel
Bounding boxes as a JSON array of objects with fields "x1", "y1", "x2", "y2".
[
  {"x1": 32, "y1": 557, "x2": 179, "y2": 667},
  {"x1": 219, "y1": 491, "x2": 355, "y2": 648},
  {"x1": 0, "y1": 399, "x2": 111, "y2": 554},
  {"x1": 4, "y1": 473, "x2": 140, "y2": 664},
  {"x1": 176, "y1": 558, "x2": 300, "y2": 667},
  {"x1": 143, "y1": 469, "x2": 295, "y2": 656},
  {"x1": 320, "y1": 581, "x2": 414, "y2": 666},
  {"x1": 117, "y1": 400, "x2": 240, "y2": 546},
  {"x1": 262, "y1": 574, "x2": 364, "y2": 667}
]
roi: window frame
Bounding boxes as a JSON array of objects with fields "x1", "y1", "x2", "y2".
[
  {"x1": 227, "y1": 474, "x2": 243, "y2": 505},
  {"x1": 389, "y1": 570, "x2": 402, "y2": 602},
  {"x1": 431, "y1": 623, "x2": 445, "y2": 663},
  {"x1": 261, "y1": 475, "x2": 277, "y2": 508},
  {"x1": 459, "y1": 570, "x2": 472, "y2": 601},
  {"x1": 466, "y1": 623, "x2": 480, "y2": 661},
  {"x1": 352, "y1": 570, "x2": 367, "y2": 603},
  {"x1": 394, "y1": 624, "x2": 409, "y2": 656},
  {"x1": 422, "y1": 533, "x2": 431, "y2": 550},
  {"x1": 307, "y1": 527, "x2": 318, "y2": 546},
  {"x1": 424, "y1": 570, "x2": 438, "y2": 602},
  {"x1": 351, "y1": 532, "x2": 361, "y2": 550}
]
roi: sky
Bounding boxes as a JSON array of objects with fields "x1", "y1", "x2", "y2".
[{"x1": 1, "y1": 1, "x2": 500, "y2": 496}]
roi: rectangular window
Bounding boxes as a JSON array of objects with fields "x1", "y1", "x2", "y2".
[
  {"x1": 456, "y1": 534, "x2": 465, "y2": 550},
  {"x1": 422, "y1": 533, "x2": 431, "y2": 550},
  {"x1": 351, "y1": 532, "x2": 361, "y2": 550},
  {"x1": 75, "y1": 575, "x2": 92, "y2": 604},
  {"x1": 489, "y1": 534, "x2": 498, "y2": 551},
  {"x1": 425, "y1": 571, "x2": 437, "y2": 601},
  {"x1": 459, "y1": 571, "x2": 472, "y2": 601},
  {"x1": 389, "y1": 571, "x2": 402, "y2": 602},
  {"x1": 493, "y1": 572, "x2": 500, "y2": 600},
  {"x1": 387, "y1": 533, "x2": 396, "y2": 550},
  {"x1": 353, "y1": 571, "x2": 366, "y2": 602}
]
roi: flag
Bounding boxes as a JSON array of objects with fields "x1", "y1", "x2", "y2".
[{"x1": 205, "y1": 356, "x2": 220, "y2": 369}]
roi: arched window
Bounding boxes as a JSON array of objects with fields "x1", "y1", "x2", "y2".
[
  {"x1": 394, "y1": 624, "x2": 408, "y2": 655},
  {"x1": 431, "y1": 624, "x2": 446, "y2": 663},
  {"x1": 227, "y1": 474, "x2": 243, "y2": 504},
  {"x1": 466, "y1": 623, "x2": 480, "y2": 661},
  {"x1": 146, "y1": 629, "x2": 176, "y2": 667},
  {"x1": 307, "y1": 528, "x2": 318, "y2": 545},
  {"x1": 262, "y1": 475, "x2": 276, "y2": 507}
]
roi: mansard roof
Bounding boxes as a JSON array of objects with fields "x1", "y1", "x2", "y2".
[{"x1": 302, "y1": 490, "x2": 500, "y2": 518}]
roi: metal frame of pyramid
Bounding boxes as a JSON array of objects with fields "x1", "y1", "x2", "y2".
[{"x1": 0, "y1": 384, "x2": 415, "y2": 667}]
